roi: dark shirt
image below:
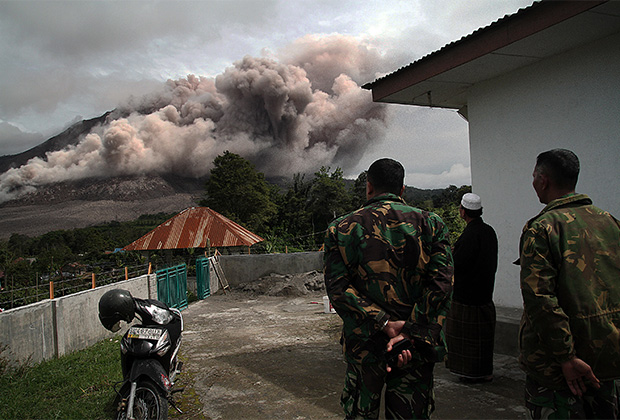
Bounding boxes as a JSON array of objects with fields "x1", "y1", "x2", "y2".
[{"x1": 452, "y1": 217, "x2": 498, "y2": 305}]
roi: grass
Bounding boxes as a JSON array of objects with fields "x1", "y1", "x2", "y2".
[
  {"x1": 0, "y1": 338, "x2": 122, "y2": 419},
  {"x1": 0, "y1": 338, "x2": 208, "y2": 420}
]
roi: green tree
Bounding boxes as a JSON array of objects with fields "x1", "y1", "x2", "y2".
[
  {"x1": 433, "y1": 185, "x2": 471, "y2": 208},
  {"x1": 0, "y1": 240, "x2": 16, "y2": 289},
  {"x1": 277, "y1": 173, "x2": 313, "y2": 238},
  {"x1": 200, "y1": 151, "x2": 277, "y2": 234},
  {"x1": 432, "y1": 203, "x2": 467, "y2": 245},
  {"x1": 350, "y1": 170, "x2": 368, "y2": 209},
  {"x1": 35, "y1": 244, "x2": 73, "y2": 277},
  {"x1": 7, "y1": 234, "x2": 33, "y2": 256},
  {"x1": 307, "y1": 167, "x2": 352, "y2": 235},
  {"x1": 71, "y1": 228, "x2": 110, "y2": 258}
]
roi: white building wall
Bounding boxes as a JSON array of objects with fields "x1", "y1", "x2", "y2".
[{"x1": 467, "y1": 30, "x2": 620, "y2": 308}]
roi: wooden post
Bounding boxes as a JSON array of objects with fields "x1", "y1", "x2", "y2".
[
  {"x1": 148, "y1": 262, "x2": 152, "y2": 275},
  {"x1": 49, "y1": 281, "x2": 54, "y2": 300},
  {"x1": 125, "y1": 266, "x2": 128, "y2": 280},
  {"x1": 91, "y1": 273, "x2": 96, "y2": 289}
]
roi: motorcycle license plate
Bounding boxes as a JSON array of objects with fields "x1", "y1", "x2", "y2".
[{"x1": 127, "y1": 327, "x2": 164, "y2": 340}]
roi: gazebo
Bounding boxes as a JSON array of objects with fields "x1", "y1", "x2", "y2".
[{"x1": 123, "y1": 207, "x2": 264, "y2": 256}]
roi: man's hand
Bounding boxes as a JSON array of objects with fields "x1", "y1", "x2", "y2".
[
  {"x1": 561, "y1": 357, "x2": 600, "y2": 397},
  {"x1": 383, "y1": 320, "x2": 405, "y2": 338},
  {"x1": 383, "y1": 321, "x2": 413, "y2": 372},
  {"x1": 385, "y1": 334, "x2": 413, "y2": 372}
]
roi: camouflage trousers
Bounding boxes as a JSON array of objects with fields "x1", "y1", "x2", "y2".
[
  {"x1": 525, "y1": 375, "x2": 619, "y2": 419},
  {"x1": 341, "y1": 361, "x2": 435, "y2": 419}
]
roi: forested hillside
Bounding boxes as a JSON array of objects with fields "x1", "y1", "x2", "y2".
[{"x1": 0, "y1": 152, "x2": 470, "y2": 308}]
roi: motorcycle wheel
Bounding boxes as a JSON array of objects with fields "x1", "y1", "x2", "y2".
[{"x1": 116, "y1": 380, "x2": 168, "y2": 420}]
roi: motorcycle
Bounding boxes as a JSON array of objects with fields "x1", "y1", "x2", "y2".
[{"x1": 98, "y1": 289, "x2": 184, "y2": 420}]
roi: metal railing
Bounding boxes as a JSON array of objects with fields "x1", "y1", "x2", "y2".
[
  {"x1": 0, "y1": 263, "x2": 150, "y2": 311},
  {"x1": 0, "y1": 231, "x2": 329, "y2": 311}
]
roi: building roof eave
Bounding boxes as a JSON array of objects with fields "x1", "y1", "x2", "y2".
[{"x1": 363, "y1": 0, "x2": 618, "y2": 109}]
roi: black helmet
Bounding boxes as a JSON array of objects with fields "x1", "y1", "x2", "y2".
[{"x1": 98, "y1": 289, "x2": 135, "y2": 332}]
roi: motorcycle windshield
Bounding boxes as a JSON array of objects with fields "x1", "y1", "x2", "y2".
[
  {"x1": 134, "y1": 298, "x2": 174, "y2": 325},
  {"x1": 146, "y1": 305, "x2": 173, "y2": 325}
]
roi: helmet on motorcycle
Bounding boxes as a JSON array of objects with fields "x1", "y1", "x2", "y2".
[{"x1": 98, "y1": 289, "x2": 135, "y2": 332}]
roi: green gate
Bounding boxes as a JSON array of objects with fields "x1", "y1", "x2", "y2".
[
  {"x1": 156, "y1": 264, "x2": 188, "y2": 310},
  {"x1": 196, "y1": 257, "x2": 211, "y2": 299}
]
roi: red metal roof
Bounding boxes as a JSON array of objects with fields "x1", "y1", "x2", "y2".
[{"x1": 122, "y1": 207, "x2": 264, "y2": 251}]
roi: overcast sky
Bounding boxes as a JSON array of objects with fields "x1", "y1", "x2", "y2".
[{"x1": 0, "y1": 0, "x2": 534, "y2": 191}]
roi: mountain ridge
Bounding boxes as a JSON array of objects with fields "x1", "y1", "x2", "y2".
[
  {"x1": 0, "y1": 113, "x2": 449, "y2": 238},
  {"x1": 0, "y1": 112, "x2": 113, "y2": 174}
]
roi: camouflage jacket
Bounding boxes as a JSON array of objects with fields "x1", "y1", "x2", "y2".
[
  {"x1": 323, "y1": 193, "x2": 453, "y2": 365},
  {"x1": 518, "y1": 193, "x2": 620, "y2": 388}
]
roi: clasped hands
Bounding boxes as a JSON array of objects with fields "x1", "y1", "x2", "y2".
[
  {"x1": 384, "y1": 324, "x2": 601, "y2": 395},
  {"x1": 383, "y1": 320, "x2": 413, "y2": 372}
]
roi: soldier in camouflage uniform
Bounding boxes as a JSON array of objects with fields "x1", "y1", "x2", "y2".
[
  {"x1": 324, "y1": 158, "x2": 453, "y2": 419},
  {"x1": 518, "y1": 149, "x2": 620, "y2": 419}
]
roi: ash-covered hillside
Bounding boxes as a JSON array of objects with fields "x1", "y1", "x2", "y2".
[
  {"x1": 0, "y1": 172, "x2": 204, "y2": 239},
  {"x1": 0, "y1": 173, "x2": 206, "y2": 207}
]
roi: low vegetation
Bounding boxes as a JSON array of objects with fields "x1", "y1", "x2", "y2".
[
  {"x1": 0, "y1": 338, "x2": 122, "y2": 419},
  {"x1": 0, "y1": 337, "x2": 205, "y2": 420}
]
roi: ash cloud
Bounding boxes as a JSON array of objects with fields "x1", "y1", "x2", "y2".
[{"x1": 0, "y1": 35, "x2": 388, "y2": 202}]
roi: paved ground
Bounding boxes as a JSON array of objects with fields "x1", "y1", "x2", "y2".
[{"x1": 177, "y1": 290, "x2": 527, "y2": 420}]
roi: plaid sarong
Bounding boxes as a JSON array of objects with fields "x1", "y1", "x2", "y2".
[{"x1": 445, "y1": 301, "x2": 496, "y2": 378}]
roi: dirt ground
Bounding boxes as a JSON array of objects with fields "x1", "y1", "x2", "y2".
[{"x1": 176, "y1": 272, "x2": 527, "y2": 420}]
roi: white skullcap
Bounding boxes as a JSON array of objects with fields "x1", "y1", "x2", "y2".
[{"x1": 461, "y1": 193, "x2": 482, "y2": 210}]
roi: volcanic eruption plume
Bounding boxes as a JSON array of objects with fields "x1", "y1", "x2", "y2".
[{"x1": 0, "y1": 35, "x2": 389, "y2": 202}]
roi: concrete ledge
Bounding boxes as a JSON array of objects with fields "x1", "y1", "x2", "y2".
[{"x1": 495, "y1": 306, "x2": 522, "y2": 356}]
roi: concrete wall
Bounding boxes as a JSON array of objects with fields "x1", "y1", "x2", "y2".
[
  {"x1": 55, "y1": 275, "x2": 154, "y2": 359},
  {"x1": 467, "y1": 30, "x2": 620, "y2": 308},
  {"x1": 218, "y1": 251, "x2": 323, "y2": 287},
  {"x1": 1, "y1": 254, "x2": 227, "y2": 367},
  {"x1": 0, "y1": 300, "x2": 55, "y2": 368},
  {"x1": 0, "y1": 275, "x2": 155, "y2": 367},
  {"x1": 0, "y1": 252, "x2": 524, "y2": 364}
]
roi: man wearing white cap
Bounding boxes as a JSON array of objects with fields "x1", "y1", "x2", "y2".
[{"x1": 445, "y1": 192, "x2": 498, "y2": 383}]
